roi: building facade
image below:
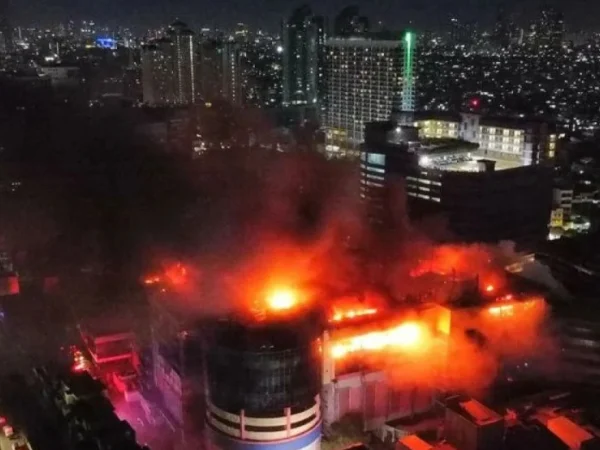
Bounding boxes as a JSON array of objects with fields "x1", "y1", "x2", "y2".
[
  {"x1": 323, "y1": 37, "x2": 402, "y2": 158},
  {"x1": 221, "y1": 40, "x2": 243, "y2": 105},
  {"x1": 414, "y1": 112, "x2": 558, "y2": 166},
  {"x1": 168, "y1": 20, "x2": 196, "y2": 104},
  {"x1": 282, "y1": 5, "x2": 323, "y2": 107},
  {"x1": 141, "y1": 20, "x2": 196, "y2": 106},
  {"x1": 360, "y1": 121, "x2": 554, "y2": 247},
  {"x1": 142, "y1": 38, "x2": 176, "y2": 105}
]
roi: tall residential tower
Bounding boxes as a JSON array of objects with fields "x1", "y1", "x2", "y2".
[
  {"x1": 323, "y1": 36, "x2": 402, "y2": 158},
  {"x1": 221, "y1": 40, "x2": 243, "y2": 105},
  {"x1": 141, "y1": 38, "x2": 176, "y2": 105},
  {"x1": 141, "y1": 20, "x2": 196, "y2": 106},
  {"x1": 282, "y1": 5, "x2": 324, "y2": 106},
  {"x1": 0, "y1": 0, "x2": 12, "y2": 53},
  {"x1": 168, "y1": 20, "x2": 196, "y2": 104}
]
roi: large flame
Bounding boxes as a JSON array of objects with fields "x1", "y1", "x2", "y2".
[
  {"x1": 331, "y1": 321, "x2": 427, "y2": 359},
  {"x1": 266, "y1": 287, "x2": 297, "y2": 311}
]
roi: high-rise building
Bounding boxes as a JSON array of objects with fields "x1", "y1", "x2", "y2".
[
  {"x1": 535, "y1": 7, "x2": 564, "y2": 49},
  {"x1": 333, "y1": 5, "x2": 369, "y2": 37},
  {"x1": 282, "y1": 5, "x2": 322, "y2": 106},
  {"x1": 323, "y1": 36, "x2": 402, "y2": 158},
  {"x1": 197, "y1": 39, "x2": 223, "y2": 102},
  {"x1": 221, "y1": 40, "x2": 243, "y2": 105},
  {"x1": 312, "y1": 15, "x2": 327, "y2": 108},
  {"x1": 449, "y1": 17, "x2": 470, "y2": 47},
  {"x1": 123, "y1": 67, "x2": 142, "y2": 102},
  {"x1": 492, "y1": 8, "x2": 512, "y2": 49},
  {"x1": 168, "y1": 20, "x2": 196, "y2": 104},
  {"x1": 141, "y1": 20, "x2": 197, "y2": 106},
  {"x1": 0, "y1": 0, "x2": 12, "y2": 53},
  {"x1": 141, "y1": 38, "x2": 176, "y2": 105}
]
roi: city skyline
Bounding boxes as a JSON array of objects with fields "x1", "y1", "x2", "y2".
[{"x1": 7, "y1": 0, "x2": 600, "y2": 32}]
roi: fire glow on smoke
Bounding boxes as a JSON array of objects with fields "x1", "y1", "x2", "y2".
[{"x1": 331, "y1": 321, "x2": 426, "y2": 359}]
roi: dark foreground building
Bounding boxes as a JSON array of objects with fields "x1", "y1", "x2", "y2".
[
  {"x1": 360, "y1": 121, "x2": 553, "y2": 248},
  {"x1": 204, "y1": 316, "x2": 322, "y2": 450},
  {"x1": 149, "y1": 290, "x2": 323, "y2": 450}
]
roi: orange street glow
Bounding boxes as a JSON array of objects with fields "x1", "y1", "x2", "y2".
[
  {"x1": 331, "y1": 321, "x2": 425, "y2": 359},
  {"x1": 485, "y1": 284, "x2": 495, "y2": 293}
]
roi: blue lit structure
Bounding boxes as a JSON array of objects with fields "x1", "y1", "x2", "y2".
[{"x1": 96, "y1": 37, "x2": 116, "y2": 50}]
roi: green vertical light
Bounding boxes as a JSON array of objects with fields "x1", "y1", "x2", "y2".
[{"x1": 402, "y1": 30, "x2": 415, "y2": 114}]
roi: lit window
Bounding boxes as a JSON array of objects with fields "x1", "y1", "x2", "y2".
[{"x1": 367, "y1": 153, "x2": 386, "y2": 166}]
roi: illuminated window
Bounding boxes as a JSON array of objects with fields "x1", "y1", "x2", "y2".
[{"x1": 367, "y1": 153, "x2": 386, "y2": 165}]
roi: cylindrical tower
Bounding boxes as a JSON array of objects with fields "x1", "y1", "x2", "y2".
[{"x1": 205, "y1": 314, "x2": 322, "y2": 450}]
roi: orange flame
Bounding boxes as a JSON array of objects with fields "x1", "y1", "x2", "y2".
[
  {"x1": 331, "y1": 321, "x2": 426, "y2": 359},
  {"x1": 330, "y1": 308, "x2": 378, "y2": 323},
  {"x1": 266, "y1": 288, "x2": 297, "y2": 311}
]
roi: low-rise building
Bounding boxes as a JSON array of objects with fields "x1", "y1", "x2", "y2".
[{"x1": 416, "y1": 112, "x2": 559, "y2": 166}]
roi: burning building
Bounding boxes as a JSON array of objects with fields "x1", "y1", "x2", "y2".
[
  {"x1": 204, "y1": 312, "x2": 322, "y2": 450},
  {"x1": 143, "y1": 249, "x2": 552, "y2": 447}
]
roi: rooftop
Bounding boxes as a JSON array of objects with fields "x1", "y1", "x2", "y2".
[
  {"x1": 546, "y1": 416, "x2": 595, "y2": 449},
  {"x1": 460, "y1": 399, "x2": 504, "y2": 426},
  {"x1": 398, "y1": 434, "x2": 434, "y2": 450},
  {"x1": 417, "y1": 146, "x2": 525, "y2": 172},
  {"x1": 446, "y1": 396, "x2": 503, "y2": 426}
]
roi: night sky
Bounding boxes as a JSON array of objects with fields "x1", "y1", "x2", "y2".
[{"x1": 10, "y1": 0, "x2": 598, "y2": 32}]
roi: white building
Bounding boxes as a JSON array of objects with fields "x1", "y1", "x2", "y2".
[
  {"x1": 323, "y1": 37, "x2": 402, "y2": 159},
  {"x1": 414, "y1": 112, "x2": 558, "y2": 166}
]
